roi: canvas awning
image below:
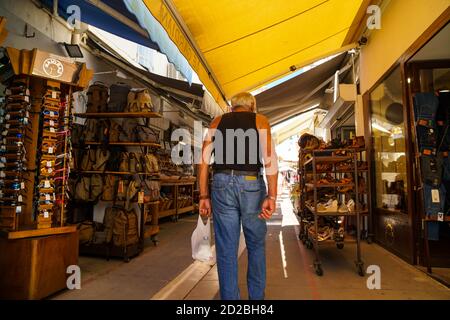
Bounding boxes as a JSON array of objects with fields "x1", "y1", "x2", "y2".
[
  {"x1": 39, "y1": 0, "x2": 160, "y2": 50},
  {"x1": 255, "y1": 53, "x2": 349, "y2": 124},
  {"x1": 131, "y1": 0, "x2": 368, "y2": 106}
]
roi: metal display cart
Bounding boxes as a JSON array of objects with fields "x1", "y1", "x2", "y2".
[{"x1": 298, "y1": 148, "x2": 370, "y2": 276}]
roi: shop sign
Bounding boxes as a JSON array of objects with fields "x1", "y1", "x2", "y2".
[{"x1": 31, "y1": 50, "x2": 79, "y2": 83}]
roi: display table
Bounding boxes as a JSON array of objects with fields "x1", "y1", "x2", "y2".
[{"x1": 0, "y1": 226, "x2": 78, "y2": 300}]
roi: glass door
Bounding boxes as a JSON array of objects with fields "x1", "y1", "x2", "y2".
[{"x1": 369, "y1": 65, "x2": 414, "y2": 261}]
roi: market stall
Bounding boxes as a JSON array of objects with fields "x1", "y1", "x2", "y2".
[{"x1": 0, "y1": 46, "x2": 92, "y2": 299}]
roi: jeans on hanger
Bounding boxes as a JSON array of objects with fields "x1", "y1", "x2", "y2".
[
  {"x1": 414, "y1": 93, "x2": 439, "y2": 125},
  {"x1": 421, "y1": 154, "x2": 443, "y2": 186},
  {"x1": 423, "y1": 183, "x2": 446, "y2": 241},
  {"x1": 416, "y1": 125, "x2": 438, "y2": 149},
  {"x1": 443, "y1": 155, "x2": 450, "y2": 182}
]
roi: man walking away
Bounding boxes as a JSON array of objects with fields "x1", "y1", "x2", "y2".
[{"x1": 198, "y1": 92, "x2": 278, "y2": 300}]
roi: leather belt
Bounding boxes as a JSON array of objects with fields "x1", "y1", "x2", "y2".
[{"x1": 214, "y1": 169, "x2": 261, "y2": 177}]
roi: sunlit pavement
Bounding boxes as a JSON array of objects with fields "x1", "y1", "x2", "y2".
[
  {"x1": 52, "y1": 190, "x2": 450, "y2": 300},
  {"x1": 184, "y1": 188, "x2": 450, "y2": 300}
]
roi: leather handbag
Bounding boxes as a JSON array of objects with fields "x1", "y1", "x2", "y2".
[
  {"x1": 135, "y1": 125, "x2": 159, "y2": 143},
  {"x1": 119, "y1": 152, "x2": 129, "y2": 172},
  {"x1": 112, "y1": 208, "x2": 139, "y2": 247},
  {"x1": 80, "y1": 148, "x2": 96, "y2": 171},
  {"x1": 108, "y1": 83, "x2": 131, "y2": 112},
  {"x1": 126, "y1": 89, "x2": 153, "y2": 113},
  {"x1": 102, "y1": 175, "x2": 117, "y2": 201},
  {"x1": 86, "y1": 82, "x2": 109, "y2": 113},
  {"x1": 93, "y1": 149, "x2": 110, "y2": 171},
  {"x1": 129, "y1": 152, "x2": 138, "y2": 174},
  {"x1": 109, "y1": 121, "x2": 122, "y2": 142},
  {"x1": 143, "y1": 153, "x2": 160, "y2": 173}
]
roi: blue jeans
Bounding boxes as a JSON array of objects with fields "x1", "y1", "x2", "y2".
[
  {"x1": 421, "y1": 154, "x2": 443, "y2": 185},
  {"x1": 414, "y1": 93, "x2": 439, "y2": 125},
  {"x1": 423, "y1": 183, "x2": 446, "y2": 241},
  {"x1": 416, "y1": 125, "x2": 437, "y2": 149},
  {"x1": 211, "y1": 173, "x2": 267, "y2": 300}
]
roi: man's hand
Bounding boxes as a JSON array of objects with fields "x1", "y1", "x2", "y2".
[
  {"x1": 199, "y1": 199, "x2": 212, "y2": 217},
  {"x1": 259, "y1": 197, "x2": 276, "y2": 220}
]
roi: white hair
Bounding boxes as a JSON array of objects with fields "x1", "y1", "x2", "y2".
[{"x1": 231, "y1": 92, "x2": 256, "y2": 112}]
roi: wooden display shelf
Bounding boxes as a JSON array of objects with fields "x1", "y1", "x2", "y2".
[
  {"x1": 159, "y1": 208, "x2": 176, "y2": 218},
  {"x1": 424, "y1": 217, "x2": 450, "y2": 222},
  {"x1": 77, "y1": 170, "x2": 160, "y2": 177},
  {"x1": 306, "y1": 183, "x2": 355, "y2": 188},
  {"x1": 303, "y1": 156, "x2": 353, "y2": 166},
  {"x1": 178, "y1": 205, "x2": 195, "y2": 214},
  {"x1": 160, "y1": 179, "x2": 196, "y2": 186},
  {"x1": 143, "y1": 225, "x2": 159, "y2": 239},
  {"x1": 306, "y1": 204, "x2": 368, "y2": 216},
  {"x1": 304, "y1": 169, "x2": 369, "y2": 174},
  {"x1": 301, "y1": 147, "x2": 366, "y2": 154},
  {"x1": 0, "y1": 225, "x2": 77, "y2": 240},
  {"x1": 84, "y1": 141, "x2": 161, "y2": 148},
  {"x1": 98, "y1": 199, "x2": 160, "y2": 205},
  {"x1": 74, "y1": 112, "x2": 161, "y2": 119}
]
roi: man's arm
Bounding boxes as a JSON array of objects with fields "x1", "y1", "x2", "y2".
[
  {"x1": 256, "y1": 114, "x2": 279, "y2": 219},
  {"x1": 198, "y1": 116, "x2": 221, "y2": 216}
]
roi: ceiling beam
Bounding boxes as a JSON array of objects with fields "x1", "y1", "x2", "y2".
[{"x1": 86, "y1": 0, "x2": 149, "y2": 38}]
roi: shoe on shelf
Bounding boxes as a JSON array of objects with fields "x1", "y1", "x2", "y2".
[
  {"x1": 357, "y1": 161, "x2": 368, "y2": 170},
  {"x1": 349, "y1": 136, "x2": 365, "y2": 149},
  {"x1": 338, "y1": 202, "x2": 349, "y2": 213},
  {"x1": 347, "y1": 199, "x2": 355, "y2": 212},
  {"x1": 317, "y1": 199, "x2": 338, "y2": 212}
]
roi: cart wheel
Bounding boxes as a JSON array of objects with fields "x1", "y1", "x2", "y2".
[
  {"x1": 357, "y1": 263, "x2": 365, "y2": 277},
  {"x1": 151, "y1": 235, "x2": 159, "y2": 246},
  {"x1": 366, "y1": 236, "x2": 373, "y2": 244},
  {"x1": 301, "y1": 237, "x2": 307, "y2": 245},
  {"x1": 314, "y1": 264, "x2": 323, "y2": 276},
  {"x1": 170, "y1": 215, "x2": 176, "y2": 222},
  {"x1": 124, "y1": 257, "x2": 131, "y2": 263},
  {"x1": 306, "y1": 240, "x2": 313, "y2": 250},
  {"x1": 336, "y1": 242, "x2": 344, "y2": 249}
]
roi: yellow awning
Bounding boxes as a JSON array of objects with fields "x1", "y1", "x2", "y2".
[{"x1": 143, "y1": 0, "x2": 367, "y2": 106}]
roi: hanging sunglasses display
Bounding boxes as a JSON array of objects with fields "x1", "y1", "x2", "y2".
[
  {"x1": 35, "y1": 83, "x2": 72, "y2": 229},
  {"x1": 0, "y1": 77, "x2": 31, "y2": 226}
]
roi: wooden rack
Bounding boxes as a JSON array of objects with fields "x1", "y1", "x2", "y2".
[
  {"x1": 158, "y1": 180, "x2": 195, "y2": 221},
  {"x1": 75, "y1": 112, "x2": 163, "y2": 260},
  {"x1": 74, "y1": 112, "x2": 161, "y2": 119},
  {"x1": 298, "y1": 148, "x2": 370, "y2": 276}
]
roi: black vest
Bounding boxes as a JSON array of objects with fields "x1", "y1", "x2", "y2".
[{"x1": 212, "y1": 112, "x2": 263, "y2": 172}]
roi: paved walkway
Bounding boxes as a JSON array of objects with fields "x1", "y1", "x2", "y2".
[
  {"x1": 53, "y1": 191, "x2": 450, "y2": 300},
  {"x1": 180, "y1": 192, "x2": 450, "y2": 300},
  {"x1": 53, "y1": 215, "x2": 199, "y2": 300}
]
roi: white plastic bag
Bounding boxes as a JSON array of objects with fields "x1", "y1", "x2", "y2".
[{"x1": 191, "y1": 215, "x2": 213, "y2": 263}]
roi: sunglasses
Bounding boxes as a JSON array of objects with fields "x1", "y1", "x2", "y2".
[
  {"x1": 37, "y1": 203, "x2": 54, "y2": 211},
  {"x1": 42, "y1": 130, "x2": 58, "y2": 138},
  {"x1": 42, "y1": 110, "x2": 59, "y2": 118},
  {"x1": 45, "y1": 86, "x2": 61, "y2": 93},
  {"x1": 42, "y1": 102, "x2": 61, "y2": 110},
  {"x1": 5, "y1": 118, "x2": 29, "y2": 125},
  {"x1": 7, "y1": 96, "x2": 30, "y2": 104},
  {"x1": 5, "y1": 87, "x2": 30, "y2": 95}
]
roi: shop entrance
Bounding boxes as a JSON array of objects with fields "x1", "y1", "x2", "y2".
[
  {"x1": 405, "y1": 22, "x2": 450, "y2": 278},
  {"x1": 368, "y1": 65, "x2": 414, "y2": 263}
]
